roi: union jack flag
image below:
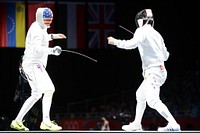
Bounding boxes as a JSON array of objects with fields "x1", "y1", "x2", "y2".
[{"x1": 87, "y1": 2, "x2": 116, "y2": 49}]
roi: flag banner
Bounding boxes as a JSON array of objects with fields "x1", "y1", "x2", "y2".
[
  {"x1": 56, "y1": 2, "x2": 87, "y2": 49},
  {"x1": 87, "y1": 2, "x2": 116, "y2": 49},
  {"x1": 67, "y1": 2, "x2": 87, "y2": 49},
  {"x1": 57, "y1": 2, "x2": 115, "y2": 49},
  {"x1": 0, "y1": 2, "x2": 25, "y2": 48},
  {"x1": 0, "y1": 2, "x2": 115, "y2": 49}
]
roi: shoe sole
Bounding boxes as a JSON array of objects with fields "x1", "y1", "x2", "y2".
[
  {"x1": 40, "y1": 126, "x2": 62, "y2": 131},
  {"x1": 122, "y1": 128, "x2": 143, "y2": 131},
  {"x1": 40, "y1": 128, "x2": 62, "y2": 131}
]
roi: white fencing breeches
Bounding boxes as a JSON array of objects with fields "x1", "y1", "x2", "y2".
[
  {"x1": 136, "y1": 65, "x2": 167, "y2": 108},
  {"x1": 23, "y1": 63, "x2": 55, "y2": 100}
]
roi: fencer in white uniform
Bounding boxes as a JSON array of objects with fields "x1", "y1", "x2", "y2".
[
  {"x1": 107, "y1": 9, "x2": 181, "y2": 132},
  {"x1": 10, "y1": 7, "x2": 66, "y2": 131}
]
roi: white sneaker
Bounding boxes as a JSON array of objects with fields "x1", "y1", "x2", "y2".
[
  {"x1": 40, "y1": 121, "x2": 62, "y2": 131},
  {"x1": 122, "y1": 122, "x2": 142, "y2": 131},
  {"x1": 10, "y1": 120, "x2": 29, "y2": 131},
  {"x1": 158, "y1": 123, "x2": 181, "y2": 132}
]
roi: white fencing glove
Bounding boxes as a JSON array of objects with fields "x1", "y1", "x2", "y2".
[{"x1": 52, "y1": 46, "x2": 62, "y2": 56}]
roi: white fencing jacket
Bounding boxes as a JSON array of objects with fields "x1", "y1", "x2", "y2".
[
  {"x1": 114, "y1": 24, "x2": 169, "y2": 72},
  {"x1": 23, "y1": 8, "x2": 53, "y2": 68}
]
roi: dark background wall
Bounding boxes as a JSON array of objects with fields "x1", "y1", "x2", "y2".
[{"x1": 0, "y1": 0, "x2": 199, "y2": 121}]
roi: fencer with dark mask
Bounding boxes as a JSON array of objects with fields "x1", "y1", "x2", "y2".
[{"x1": 107, "y1": 9, "x2": 181, "y2": 132}]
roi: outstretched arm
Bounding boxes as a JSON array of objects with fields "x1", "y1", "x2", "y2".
[
  {"x1": 51, "y1": 33, "x2": 67, "y2": 39},
  {"x1": 107, "y1": 36, "x2": 137, "y2": 50}
]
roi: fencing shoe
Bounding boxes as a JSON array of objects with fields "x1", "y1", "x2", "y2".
[
  {"x1": 10, "y1": 120, "x2": 29, "y2": 131},
  {"x1": 40, "y1": 120, "x2": 62, "y2": 131},
  {"x1": 158, "y1": 123, "x2": 181, "y2": 132},
  {"x1": 122, "y1": 122, "x2": 142, "y2": 131}
]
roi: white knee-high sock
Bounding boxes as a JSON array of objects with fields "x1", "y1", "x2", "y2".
[
  {"x1": 15, "y1": 96, "x2": 38, "y2": 122},
  {"x1": 154, "y1": 101, "x2": 177, "y2": 124},
  {"x1": 42, "y1": 93, "x2": 53, "y2": 123},
  {"x1": 134, "y1": 101, "x2": 146, "y2": 124}
]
